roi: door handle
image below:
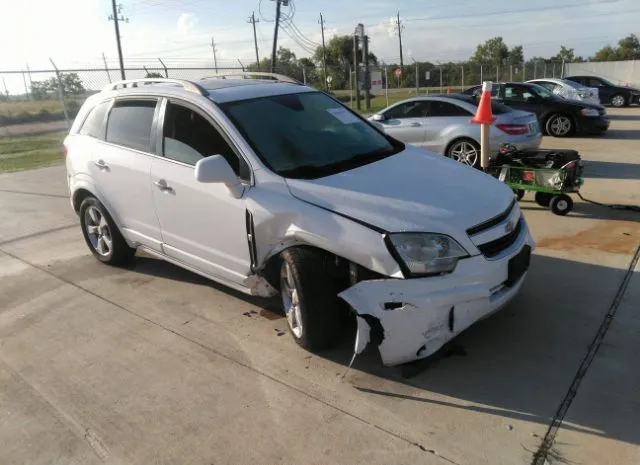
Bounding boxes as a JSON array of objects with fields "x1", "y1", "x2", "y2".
[
  {"x1": 154, "y1": 179, "x2": 174, "y2": 193},
  {"x1": 94, "y1": 160, "x2": 109, "y2": 170},
  {"x1": 409, "y1": 122, "x2": 422, "y2": 127}
]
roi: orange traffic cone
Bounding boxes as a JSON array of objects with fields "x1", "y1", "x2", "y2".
[{"x1": 470, "y1": 81, "x2": 496, "y2": 125}]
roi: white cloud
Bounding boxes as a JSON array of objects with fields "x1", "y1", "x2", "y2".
[{"x1": 176, "y1": 13, "x2": 199, "y2": 35}]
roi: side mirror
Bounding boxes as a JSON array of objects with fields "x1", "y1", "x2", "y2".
[
  {"x1": 194, "y1": 155, "x2": 243, "y2": 198},
  {"x1": 525, "y1": 95, "x2": 537, "y2": 103},
  {"x1": 371, "y1": 113, "x2": 386, "y2": 122}
]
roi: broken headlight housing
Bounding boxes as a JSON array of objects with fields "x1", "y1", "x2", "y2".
[{"x1": 388, "y1": 233, "x2": 468, "y2": 277}]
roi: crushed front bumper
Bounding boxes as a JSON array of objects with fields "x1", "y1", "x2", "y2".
[{"x1": 339, "y1": 226, "x2": 535, "y2": 366}]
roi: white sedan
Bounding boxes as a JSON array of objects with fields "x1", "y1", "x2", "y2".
[{"x1": 527, "y1": 78, "x2": 600, "y2": 106}]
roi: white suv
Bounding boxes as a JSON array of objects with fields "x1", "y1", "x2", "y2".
[{"x1": 64, "y1": 74, "x2": 535, "y2": 366}]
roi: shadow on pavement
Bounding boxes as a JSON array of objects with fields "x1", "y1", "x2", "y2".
[
  {"x1": 320, "y1": 253, "x2": 640, "y2": 447},
  {"x1": 582, "y1": 129, "x2": 640, "y2": 140},
  {"x1": 119, "y1": 242, "x2": 640, "y2": 448},
  {"x1": 581, "y1": 160, "x2": 640, "y2": 181},
  {"x1": 606, "y1": 113, "x2": 640, "y2": 122},
  {"x1": 519, "y1": 199, "x2": 640, "y2": 222}
]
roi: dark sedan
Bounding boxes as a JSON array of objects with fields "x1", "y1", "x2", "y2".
[
  {"x1": 462, "y1": 82, "x2": 609, "y2": 137},
  {"x1": 565, "y1": 75, "x2": 640, "y2": 107}
]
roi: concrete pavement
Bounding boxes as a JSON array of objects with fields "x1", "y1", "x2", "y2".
[{"x1": 0, "y1": 108, "x2": 638, "y2": 464}]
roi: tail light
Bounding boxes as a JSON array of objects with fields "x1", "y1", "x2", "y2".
[
  {"x1": 63, "y1": 143, "x2": 68, "y2": 159},
  {"x1": 496, "y1": 123, "x2": 528, "y2": 135}
]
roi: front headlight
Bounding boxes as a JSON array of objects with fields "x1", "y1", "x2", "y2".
[
  {"x1": 388, "y1": 233, "x2": 469, "y2": 277},
  {"x1": 581, "y1": 108, "x2": 599, "y2": 117}
]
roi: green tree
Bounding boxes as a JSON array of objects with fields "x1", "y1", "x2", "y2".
[
  {"x1": 593, "y1": 44, "x2": 618, "y2": 61},
  {"x1": 508, "y1": 45, "x2": 524, "y2": 64},
  {"x1": 473, "y1": 37, "x2": 510, "y2": 64},
  {"x1": 312, "y1": 35, "x2": 377, "y2": 89},
  {"x1": 617, "y1": 34, "x2": 640, "y2": 59}
]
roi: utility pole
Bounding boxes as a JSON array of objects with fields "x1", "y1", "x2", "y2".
[
  {"x1": 395, "y1": 12, "x2": 404, "y2": 72},
  {"x1": 211, "y1": 37, "x2": 218, "y2": 72},
  {"x1": 353, "y1": 31, "x2": 360, "y2": 110},
  {"x1": 319, "y1": 13, "x2": 328, "y2": 91},
  {"x1": 413, "y1": 59, "x2": 419, "y2": 95},
  {"x1": 248, "y1": 12, "x2": 260, "y2": 71},
  {"x1": 108, "y1": 0, "x2": 128, "y2": 80},
  {"x1": 270, "y1": 0, "x2": 289, "y2": 73},
  {"x1": 362, "y1": 32, "x2": 370, "y2": 110},
  {"x1": 102, "y1": 52, "x2": 112, "y2": 83}
]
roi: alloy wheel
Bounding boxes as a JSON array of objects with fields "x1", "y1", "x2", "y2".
[
  {"x1": 611, "y1": 95, "x2": 625, "y2": 107},
  {"x1": 84, "y1": 205, "x2": 112, "y2": 256},
  {"x1": 549, "y1": 116, "x2": 572, "y2": 136},
  {"x1": 281, "y1": 263, "x2": 303, "y2": 338},
  {"x1": 449, "y1": 141, "x2": 479, "y2": 166}
]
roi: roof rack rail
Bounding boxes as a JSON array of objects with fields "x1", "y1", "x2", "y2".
[
  {"x1": 200, "y1": 72, "x2": 302, "y2": 85},
  {"x1": 103, "y1": 78, "x2": 208, "y2": 95}
]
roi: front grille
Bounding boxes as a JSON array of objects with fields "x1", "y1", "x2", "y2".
[
  {"x1": 466, "y1": 198, "x2": 515, "y2": 236},
  {"x1": 477, "y1": 217, "x2": 523, "y2": 258}
]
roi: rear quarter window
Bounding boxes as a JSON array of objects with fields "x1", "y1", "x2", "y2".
[{"x1": 78, "y1": 100, "x2": 110, "y2": 139}]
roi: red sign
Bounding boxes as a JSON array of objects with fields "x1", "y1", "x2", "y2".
[{"x1": 395, "y1": 68, "x2": 402, "y2": 78}]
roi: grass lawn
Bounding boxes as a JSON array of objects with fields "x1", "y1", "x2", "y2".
[{"x1": 0, "y1": 131, "x2": 66, "y2": 173}]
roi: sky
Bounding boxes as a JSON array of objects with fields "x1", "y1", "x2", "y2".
[{"x1": 0, "y1": 0, "x2": 638, "y2": 72}]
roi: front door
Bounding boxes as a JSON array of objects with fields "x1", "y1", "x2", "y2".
[
  {"x1": 150, "y1": 99, "x2": 252, "y2": 285},
  {"x1": 379, "y1": 101, "x2": 428, "y2": 147},
  {"x1": 500, "y1": 84, "x2": 544, "y2": 119},
  {"x1": 91, "y1": 98, "x2": 163, "y2": 251}
]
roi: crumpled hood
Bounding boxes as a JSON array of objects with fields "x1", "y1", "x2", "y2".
[{"x1": 285, "y1": 145, "x2": 514, "y2": 236}]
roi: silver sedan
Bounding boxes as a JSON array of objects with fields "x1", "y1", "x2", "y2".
[{"x1": 369, "y1": 95, "x2": 542, "y2": 167}]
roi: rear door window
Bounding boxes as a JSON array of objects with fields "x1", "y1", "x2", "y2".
[
  {"x1": 383, "y1": 101, "x2": 429, "y2": 119},
  {"x1": 587, "y1": 78, "x2": 604, "y2": 87},
  {"x1": 106, "y1": 99, "x2": 158, "y2": 152},
  {"x1": 79, "y1": 101, "x2": 111, "y2": 139},
  {"x1": 428, "y1": 101, "x2": 472, "y2": 117}
]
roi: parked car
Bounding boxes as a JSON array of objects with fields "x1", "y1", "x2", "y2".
[
  {"x1": 462, "y1": 82, "x2": 609, "y2": 137},
  {"x1": 565, "y1": 75, "x2": 640, "y2": 107},
  {"x1": 526, "y1": 78, "x2": 600, "y2": 106},
  {"x1": 64, "y1": 75, "x2": 535, "y2": 367},
  {"x1": 368, "y1": 95, "x2": 541, "y2": 168}
]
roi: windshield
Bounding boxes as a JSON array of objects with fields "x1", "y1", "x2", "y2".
[
  {"x1": 527, "y1": 83, "x2": 558, "y2": 100},
  {"x1": 220, "y1": 91, "x2": 403, "y2": 179}
]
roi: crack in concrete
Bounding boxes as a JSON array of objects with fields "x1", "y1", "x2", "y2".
[
  {"x1": 0, "y1": 223, "x2": 78, "y2": 247},
  {"x1": 0, "y1": 189, "x2": 69, "y2": 199},
  {"x1": 0, "y1": 247, "x2": 456, "y2": 462},
  {"x1": 531, "y1": 243, "x2": 640, "y2": 465}
]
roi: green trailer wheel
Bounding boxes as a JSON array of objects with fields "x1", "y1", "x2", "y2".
[
  {"x1": 513, "y1": 189, "x2": 525, "y2": 201},
  {"x1": 550, "y1": 194, "x2": 573, "y2": 216}
]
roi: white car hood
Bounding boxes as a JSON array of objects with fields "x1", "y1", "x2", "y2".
[{"x1": 285, "y1": 145, "x2": 514, "y2": 236}]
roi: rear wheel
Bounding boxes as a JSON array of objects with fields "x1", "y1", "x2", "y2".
[
  {"x1": 279, "y1": 248, "x2": 343, "y2": 351},
  {"x1": 550, "y1": 194, "x2": 573, "y2": 216},
  {"x1": 545, "y1": 114, "x2": 574, "y2": 137},
  {"x1": 535, "y1": 192, "x2": 553, "y2": 207},
  {"x1": 610, "y1": 94, "x2": 627, "y2": 108},
  {"x1": 79, "y1": 197, "x2": 136, "y2": 266},
  {"x1": 446, "y1": 139, "x2": 481, "y2": 168}
]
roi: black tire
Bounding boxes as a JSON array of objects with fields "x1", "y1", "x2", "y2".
[
  {"x1": 545, "y1": 114, "x2": 574, "y2": 137},
  {"x1": 446, "y1": 138, "x2": 481, "y2": 169},
  {"x1": 550, "y1": 194, "x2": 573, "y2": 216},
  {"x1": 513, "y1": 189, "x2": 525, "y2": 201},
  {"x1": 535, "y1": 192, "x2": 553, "y2": 207},
  {"x1": 79, "y1": 197, "x2": 136, "y2": 266},
  {"x1": 279, "y1": 248, "x2": 343, "y2": 352},
  {"x1": 610, "y1": 94, "x2": 627, "y2": 108}
]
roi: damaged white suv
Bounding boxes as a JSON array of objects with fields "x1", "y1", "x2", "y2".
[{"x1": 64, "y1": 75, "x2": 535, "y2": 366}]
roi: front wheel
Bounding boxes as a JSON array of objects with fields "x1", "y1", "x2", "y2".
[
  {"x1": 550, "y1": 194, "x2": 574, "y2": 216},
  {"x1": 545, "y1": 114, "x2": 574, "y2": 137},
  {"x1": 279, "y1": 248, "x2": 343, "y2": 351},
  {"x1": 446, "y1": 139, "x2": 481, "y2": 168}
]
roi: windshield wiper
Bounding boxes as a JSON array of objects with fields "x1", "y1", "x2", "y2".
[{"x1": 278, "y1": 164, "x2": 338, "y2": 179}]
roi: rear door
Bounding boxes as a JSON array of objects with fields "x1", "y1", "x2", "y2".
[
  {"x1": 586, "y1": 77, "x2": 612, "y2": 102},
  {"x1": 90, "y1": 98, "x2": 163, "y2": 251},
  {"x1": 423, "y1": 100, "x2": 475, "y2": 154},
  {"x1": 379, "y1": 101, "x2": 428, "y2": 147}
]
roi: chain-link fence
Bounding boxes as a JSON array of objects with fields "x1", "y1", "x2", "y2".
[{"x1": 0, "y1": 60, "x2": 568, "y2": 126}]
